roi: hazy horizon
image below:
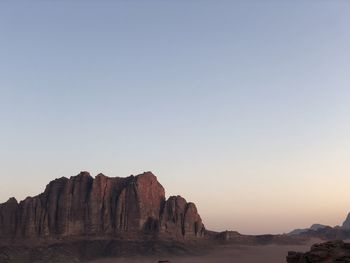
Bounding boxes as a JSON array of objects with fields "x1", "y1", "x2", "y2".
[{"x1": 1, "y1": 0, "x2": 350, "y2": 235}]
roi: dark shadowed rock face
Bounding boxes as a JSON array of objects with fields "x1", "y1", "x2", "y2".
[
  {"x1": 287, "y1": 240, "x2": 350, "y2": 263},
  {"x1": 0, "y1": 198, "x2": 18, "y2": 238},
  {"x1": 0, "y1": 172, "x2": 204, "y2": 240},
  {"x1": 160, "y1": 196, "x2": 205, "y2": 238},
  {"x1": 343, "y1": 213, "x2": 350, "y2": 230}
]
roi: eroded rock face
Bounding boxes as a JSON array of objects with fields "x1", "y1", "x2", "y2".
[
  {"x1": 160, "y1": 196, "x2": 204, "y2": 239},
  {"x1": 0, "y1": 172, "x2": 204, "y2": 240},
  {"x1": 286, "y1": 240, "x2": 350, "y2": 263},
  {"x1": 0, "y1": 198, "x2": 18, "y2": 238},
  {"x1": 343, "y1": 213, "x2": 350, "y2": 230}
]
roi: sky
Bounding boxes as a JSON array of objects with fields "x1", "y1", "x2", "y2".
[{"x1": 1, "y1": 0, "x2": 350, "y2": 235}]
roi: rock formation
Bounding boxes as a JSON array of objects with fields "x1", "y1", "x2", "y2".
[
  {"x1": 160, "y1": 195, "x2": 204, "y2": 239},
  {"x1": 286, "y1": 240, "x2": 350, "y2": 263},
  {"x1": 0, "y1": 171, "x2": 205, "y2": 240},
  {"x1": 288, "y1": 224, "x2": 330, "y2": 236},
  {"x1": 342, "y1": 212, "x2": 350, "y2": 229}
]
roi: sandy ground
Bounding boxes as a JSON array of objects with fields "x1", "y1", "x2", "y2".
[{"x1": 89, "y1": 239, "x2": 319, "y2": 263}]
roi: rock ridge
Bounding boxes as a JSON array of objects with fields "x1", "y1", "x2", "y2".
[{"x1": 0, "y1": 171, "x2": 205, "y2": 240}]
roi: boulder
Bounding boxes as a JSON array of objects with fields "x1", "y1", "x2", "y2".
[{"x1": 287, "y1": 240, "x2": 350, "y2": 263}]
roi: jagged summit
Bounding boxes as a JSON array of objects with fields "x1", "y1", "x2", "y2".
[
  {"x1": 342, "y1": 212, "x2": 350, "y2": 229},
  {"x1": 5, "y1": 197, "x2": 18, "y2": 204},
  {"x1": 0, "y1": 171, "x2": 205, "y2": 240}
]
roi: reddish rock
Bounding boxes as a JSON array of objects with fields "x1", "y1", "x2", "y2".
[
  {"x1": 160, "y1": 196, "x2": 204, "y2": 239},
  {"x1": 0, "y1": 171, "x2": 205, "y2": 240}
]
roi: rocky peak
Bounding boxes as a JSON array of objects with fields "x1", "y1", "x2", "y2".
[
  {"x1": 342, "y1": 212, "x2": 350, "y2": 229},
  {"x1": 160, "y1": 195, "x2": 204, "y2": 238},
  {"x1": 5, "y1": 197, "x2": 18, "y2": 204}
]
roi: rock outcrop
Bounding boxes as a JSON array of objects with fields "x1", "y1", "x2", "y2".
[
  {"x1": 160, "y1": 196, "x2": 203, "y2": 239},
  {"x1": 342, "y1": 213, "x2": 350, "y2": 229},
  {"x1": 0, "y1": 171, "x2": 204, "y2": 240},
  {"x1": 286, "y1": 240, "x2": 350, "y2": 263},
  {"x1": 288, "y1": 224, "x2": 330, "y2": 236}
]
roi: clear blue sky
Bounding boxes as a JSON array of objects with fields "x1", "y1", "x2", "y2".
[{"x1": 1, "y1": 0, "x2": 350, "y2": 234}]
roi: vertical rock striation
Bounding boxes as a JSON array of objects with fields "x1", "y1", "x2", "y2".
[
  {"x1": 0, "y1": 171, "x2": 204, "y2": 240},
  {"x1": 342, "y1": 212, "x2": 350, "y2": 230},
  {"x1": 160, "y1": 196, "x2": 204, "y2": 238}
]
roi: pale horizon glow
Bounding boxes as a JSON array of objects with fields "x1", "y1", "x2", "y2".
[{"x1": 1, "y1": 0, "x2": 350, "y2": 235}]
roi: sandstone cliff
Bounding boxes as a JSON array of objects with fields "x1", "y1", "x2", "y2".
[{"x1": 0, "y1": 172, "x2": 204, "y2": 240}]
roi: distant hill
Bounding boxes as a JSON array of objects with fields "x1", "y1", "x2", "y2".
[{"x1": 288, "y1": 224, "x2": 329, "y2": 236}]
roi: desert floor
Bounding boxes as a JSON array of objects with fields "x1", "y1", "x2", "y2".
[{"x1": 89, "y1": 239, "x2": 319, "y2": 263}]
